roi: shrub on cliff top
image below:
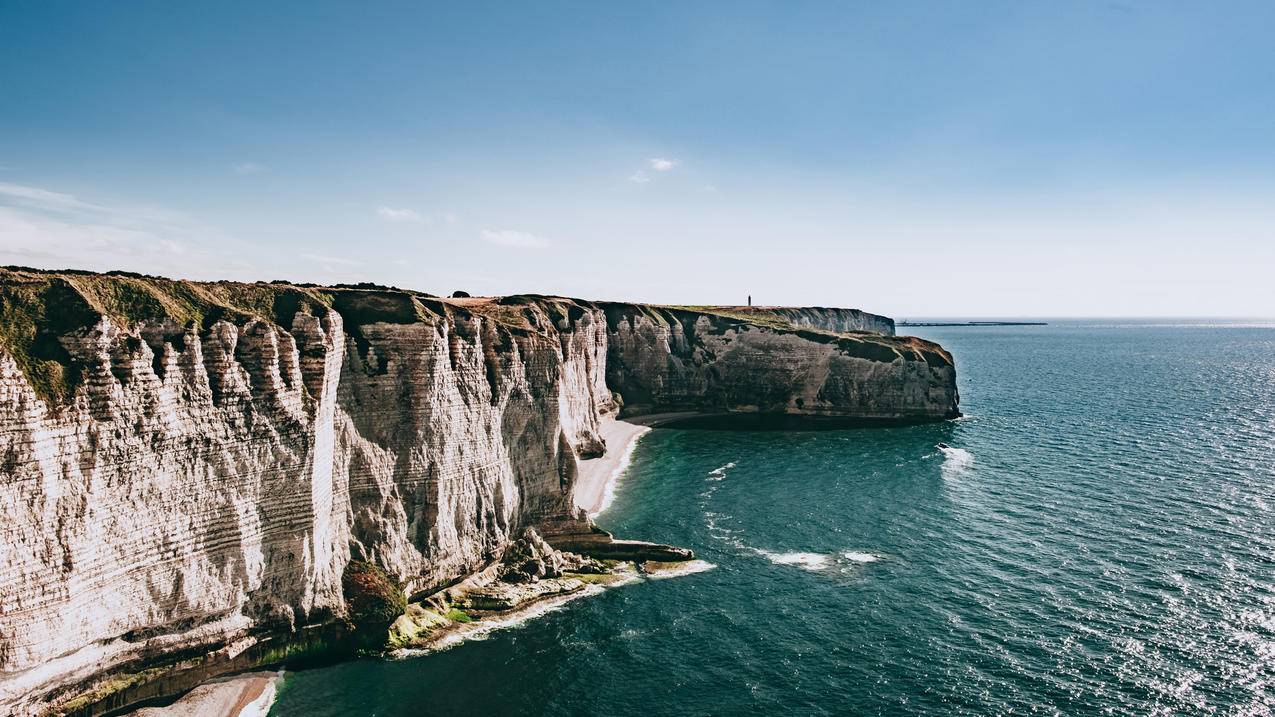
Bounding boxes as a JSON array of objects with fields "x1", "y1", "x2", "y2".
[{"x1": 342, "y1": 561, "x2": 407, "y2": 638}]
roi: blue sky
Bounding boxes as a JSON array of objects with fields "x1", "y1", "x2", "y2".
[{"x1": 2, "y1": 1, "x2": 1274, "y2": 316}]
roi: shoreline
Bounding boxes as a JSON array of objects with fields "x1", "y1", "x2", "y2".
[
  {"x1": 128, "y1": 670, "x2": 281, "y2": 717},
  {"x1": 574, "y1": 418, "x2": 651, "y2": 516},
  {"x1": 115, "y1": 419, "x2": 668, "y2": 717},
  {"x1": 391, "y1": 570, "x2": 640, "y2": 659},
  {"x1": 572, "y1": 411, "x2": 717, "y2": 517}
]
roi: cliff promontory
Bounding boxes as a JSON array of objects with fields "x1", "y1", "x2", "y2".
[{"x1": 0, "y1": 268, "x2": 957, "y2": 715}]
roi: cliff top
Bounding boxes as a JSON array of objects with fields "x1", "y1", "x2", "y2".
[{"x1": 0, "y1": 266, "x2": 944, "y2": 405}]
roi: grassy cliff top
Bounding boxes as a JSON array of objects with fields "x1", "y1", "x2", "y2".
[
  {"x1": 595, "y1": 301, "x2": 950, "y2": 368},
  {"x1": 0, "y1": 267, "x2": 947, "y2": 405},
  {"x1": 0, "y1": 267, "x2": 441, "y2": 403}
]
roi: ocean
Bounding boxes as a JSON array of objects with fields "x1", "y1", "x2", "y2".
[{"x1": 270, "y1": 320, "x2": 1274, "y2": 716}]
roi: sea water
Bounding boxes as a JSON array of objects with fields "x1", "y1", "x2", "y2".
[{"x1": 271, "y1": 320, "x2": 1274, "y2": 716}]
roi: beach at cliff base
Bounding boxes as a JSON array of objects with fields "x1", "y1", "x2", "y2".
[{"x1": 573, "y1": 418, "x2": 651, "y2": 516}]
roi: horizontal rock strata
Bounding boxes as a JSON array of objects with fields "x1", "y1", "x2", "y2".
[
  {"x1": 601, "y1": 303, "x2": 956, "y2": 422},
  {"x1": 0, "y1": 268, "x2": 957, "y2": 715}
]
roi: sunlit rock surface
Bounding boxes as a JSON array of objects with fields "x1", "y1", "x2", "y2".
[{"x1": 0, "y1": 268, "x2": 956, "y2": 714}]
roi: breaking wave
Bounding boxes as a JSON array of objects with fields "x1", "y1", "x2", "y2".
[
  {"x1": 756, "y1": 550, "x2": 832, "y2": 571},
  {"x1": 644, "y1": 559, "x2": 717, "y2": 580},
  {"x1": 842, "y1": 551, "x2": 881, "y2": 563},
  {"x1": 939, "y1": 445, "x2": 974, "y2": 477}
]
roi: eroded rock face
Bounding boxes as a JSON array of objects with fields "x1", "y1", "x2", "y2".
[
  {"x1": 0, "y1": 271, "x2": 956, "y2": 714},
  {"x1": 602, "y1": 305, "x2": 958, "y2": 421},
  {"x1": 743, "y1": 306, "x2": 895, "y2": 336}
]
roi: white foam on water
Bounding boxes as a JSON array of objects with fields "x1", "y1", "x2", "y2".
[
  {"x1": 706, "y1": 462, "x2": 737, "y2": 481},
  {"x1": 842, "y1": 551, "x2": 881, "y2": 563},
  {"x1": 756, "y1": 550, "x2": 832, "y2": 571},
  {"x1": 643, "y1": 560, "x2": 717, "y2": 580},
  {"x1": 939, "y1": 446, "x2": 974, "y2": 476},
  {"x1": 590, "y1": 425, "x2": 652, "y2": 518},
  {"x1": 240, "y1": 672, "x2": 284, "y2": 717},
  {"x1": 386, "y1": 555, "x2": 724, "y2": 659},
  {"x1": 391, "y1": 583, "x2": 611, "y2": 658}
]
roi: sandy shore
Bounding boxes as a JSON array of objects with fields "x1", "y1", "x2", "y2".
[
  {"x1": 129, "y1": 670, "x2": 282, "y2": 717},
  {"x1": 573, "y1": 418, "x2": 651, "y2": 516}
]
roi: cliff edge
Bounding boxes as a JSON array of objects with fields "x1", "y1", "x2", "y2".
[{"x1": 0, "y1": 268, "x2": 956, "y2": 715}]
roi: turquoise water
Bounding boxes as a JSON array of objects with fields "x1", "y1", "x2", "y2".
[{"x1": 271, "y1": 321, "x2": 1274, "y2": 716}]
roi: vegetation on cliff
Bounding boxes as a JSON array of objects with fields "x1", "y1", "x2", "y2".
[
  {"x1": 599, "y1": 301, "x2": 951, "y2": 368},
  {"x1": 0, "y1": 267, "x2": 950, "y2": 407},
  {"x1": 0, "y1": 267, "x2": 446, "y2": 404},
  {"x1": 342, "y1": 561, "x2": 407, "y2": 642}
]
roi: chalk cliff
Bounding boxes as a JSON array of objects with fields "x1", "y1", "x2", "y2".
[
  {"x1": 0, "y1": 269, "x2": 957, "y2": 715},
  {"x1": 602, "y1": 304, "x2": 952, "y2": 422}
]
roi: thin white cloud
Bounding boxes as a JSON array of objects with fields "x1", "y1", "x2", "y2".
[
  {"x1": 0, "y1": 207, "x2": 253, "y2": 278},
  {"x1": 481, "y1": 229, "x2": 550, "y2": 249},
  {"x1": 629, "y1": 171, "x2": 651, "y2": 184},
  {"x1": 376, "y1": 205, "x2": 425, "y2": 223},
  {"x1": 649, "y1": 157, "x2": 678, "y2": 172},
  {"x1": 0, "y1": 182, "x2": 111, "y2": 213},
  {"x1": 234, "y1": 162, "x2": 267, "y2": 175},
  {"x1": 0, "y1": 181, "x2": 260, "y2": 278}
]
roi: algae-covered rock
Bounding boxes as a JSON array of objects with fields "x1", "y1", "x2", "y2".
[
  {"x1": 343, "y1": 561, "x2": 406, "y2": 639},
  {"x1": 388, "y1": 605, "x2": 449, "y2": 648}
]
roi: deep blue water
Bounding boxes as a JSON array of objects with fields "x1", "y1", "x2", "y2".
[{"x1": 272, "y1": 321, "x2": 1274, "y2": 716}]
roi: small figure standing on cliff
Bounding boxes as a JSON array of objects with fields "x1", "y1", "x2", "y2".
[{"x1": 748, "y1": 295, "x2": 752, "y2": 307}]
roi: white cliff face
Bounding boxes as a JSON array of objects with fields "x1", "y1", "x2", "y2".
[
  {"x1": 756, "y1": 307, "x2": 896, "y2": 336},
  {"x1": 0, "y1": 300, "x2": 612, "y2": 714},
  {"x1": 603, "y1": 307, "x2": 957, "y2": 420},
  {"x1": 0, "y1": 274, "x2": 954, "y2": 715}
]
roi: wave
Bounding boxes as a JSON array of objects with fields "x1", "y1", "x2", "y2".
[
  {"x1": 392, "y1": 583, "x2": 612, "y2": 658},
  {"x1": 589, "y1": 425, "x2": 652, "y2": 518},
  {"x1": 842, "y1": 551, "x2": 881, "y2": 563},
  {"x1": 389, "y1": 557, "x2": 719, "y2": 658},
  {"x1": 706, "y1": 462, "x2": 736, "y2": 481},
  {"x1": 701, "y1": 461, "x2": 880, "y2": 574},
  {"x1": 756, "y1": 550, "x2": 831, "y2": 571},
  {"x1": 753, "y1": 549, "x2": 884, "y2": 572},
  {"x1": 939, "y1": 445, "x2": 974, "y2": 476},
  {"x1": 644, "y1": 559, "x2": 717, "y2": 580}
]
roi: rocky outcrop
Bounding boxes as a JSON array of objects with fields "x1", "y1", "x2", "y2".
[
  {"x1": 543, "y1": 524, "x2": 695, "y2": 563},
  {"x1": 0, "y1": 269, "x2": 957, "y2": 715},
  {"x1": 602, "y1": 304, "x2": 956, "y2": 422}
]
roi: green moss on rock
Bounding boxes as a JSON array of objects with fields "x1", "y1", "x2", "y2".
[
  {"x1": 444, "y1": 607, "x2": 473, "y2": 623},
  {"x1": 341, "y1": 561, "x2": 406, "y2": 642}
]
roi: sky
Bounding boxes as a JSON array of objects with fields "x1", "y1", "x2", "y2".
[{"x1": 2, "y1": 1, "x2": 1274, "y2": 317}]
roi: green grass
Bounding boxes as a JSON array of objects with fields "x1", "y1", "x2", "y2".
[
  {"x1": 0, "y1": 267, "x2": 451, "y2": 404},
  {"x1": 386, "y1": 606, "x2": 451, "y2": 648},
  {"x1": 0, "y1": 266, "x2": 950, "y2": 406},
  {"x1": 444, "y1": 607, "x2": 473, "y2": 623},
  {"x1": 563, "y1": 571, "x2": 624, "y2": 585},
  {"x1": 59, "y1": 666, "x2": 168, "y2": 713}
]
